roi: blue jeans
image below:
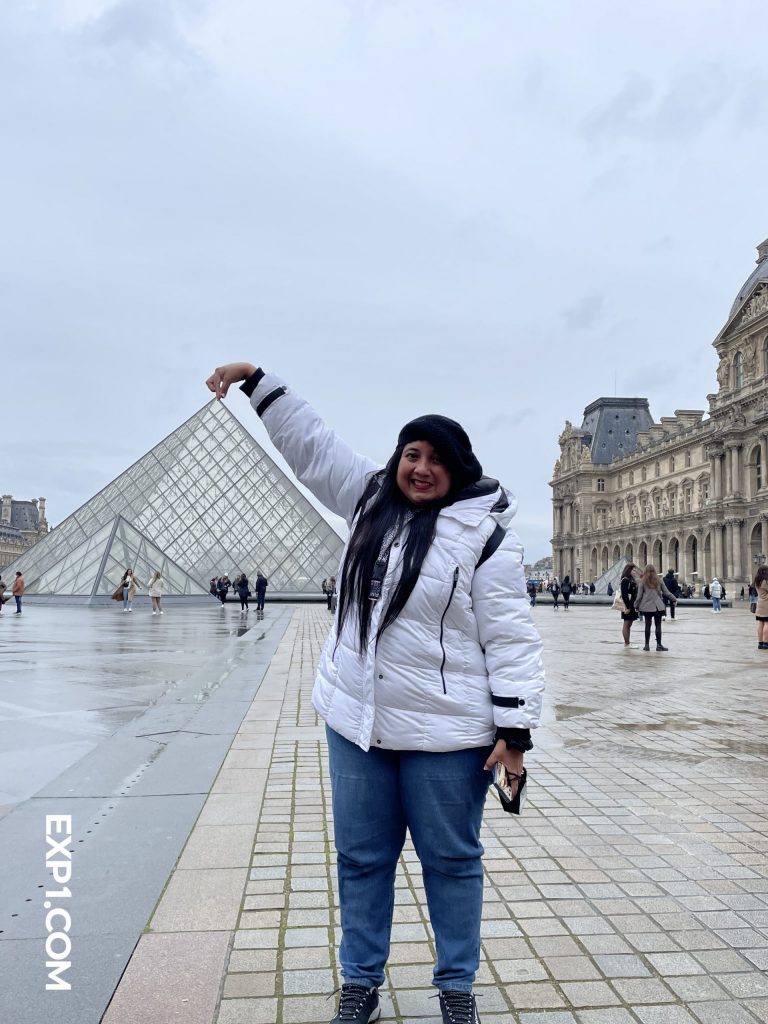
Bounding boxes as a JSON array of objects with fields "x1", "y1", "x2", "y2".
[
  {"x1": 15, "y1": 596, "x2": 22, "y2": 613},
  {"x1": 326, "y1": 725, "x2": 492, "y2": 992},
  {"x1": 123, "y1": 587, "x2": 130, "y2": 609},
  {"x1": 712, "y1": 597, "x2": 721, "y2": 611}
]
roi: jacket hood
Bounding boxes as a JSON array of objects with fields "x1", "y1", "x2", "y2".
[{"x1": 442, "y1": 476, "x2": 517, "y2": 527}]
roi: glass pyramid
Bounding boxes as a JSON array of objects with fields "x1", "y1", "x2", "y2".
[
  {"x1": 6, "y1": 400, "x2": 345, "y2": 596},
  {"x1": 33, "y1": 516, "x2": 210, "y2": 597}
]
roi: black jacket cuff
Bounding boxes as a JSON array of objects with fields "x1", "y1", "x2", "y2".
[
  {"x1": 494, "y1": 727, "x2": 533, "y2": 753},
  {"x1": 239, "y1": 367, "x2": 265, "y2": 398}
]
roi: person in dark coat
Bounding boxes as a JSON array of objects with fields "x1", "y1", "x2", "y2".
[
  {"x1": 237, "y1": 574, "x2": 251, "y2": 612},
  {"x1": 551, "y1": 580, "x2": 560, "y2": 610},
  {"x1": 217, "y1": 575, "x2": 231, "y2": 605},
  {"x1": 561, "y1": 575, "x2": 573, "y2": 610},
  {"x1": 662, "y1": 569, "x2": 681, "y2": 620},
  {"x1": 255, "y1": 572, "x2": 268, "y2": 617},
  {"x1": 619, "y1": 563, "x2": 639, "y2": 647}
]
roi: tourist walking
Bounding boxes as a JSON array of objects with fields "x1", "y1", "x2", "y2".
[
  {"x1": 254, "y1": 572, "x2": 268, "y2": 617},
  {"x1": 710, "y1": 577, "x2": 722, "y2": 613},
  {"x1": 749, "y1": 583, "x2": 758, "y2": 614},
  {"x1": 618, "y1": 562, "x2": 639, "y2": 647},
  {"x1": 662, "y1": 568, "x2": 680, "y2": 621},
  {"x1": 0, "y1": 575, "x2": 7, "y2": 615},
  {"x1": 326, "y1": 575, "x2": 337, "y2": 613},
  {"x1": 561, "y1": 575, "x2": 572, "y2": 610},
  {"x1": 217, "y1": 574, "x2": 231, "y2": 605},
  {"x1": 113, "y1": 568, "x2": 139, "y2": 611},
  {"x1": 149, "y1": 571, "x2": 164, "y2": 614},
  {"x1": 237, "y1": 573, "x2": 251, "y2": 612},
  {"x1": 206, "y1": 361, "x2": 545, "y2": 1024},
  {"x1": 11, "y1": 571, "x2": 25, "y2": 614},
  {"x1": 754, "y1": 566, "x2": 768, "y2": 649},
  {"x1": 551, "y1": 579, "x2": 560, "y2": 610},
  {"x1": 527, "y1": 580, "x2": 537, "y2": 606},
  {"x1": 636, "y1": 565, "x2": 676, "y2": 651}
]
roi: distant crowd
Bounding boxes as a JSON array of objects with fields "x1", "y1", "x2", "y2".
[{"x1": 209, "y1": 572, "x2": 269, "y2": 616}]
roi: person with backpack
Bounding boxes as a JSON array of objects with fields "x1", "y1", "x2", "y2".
[
  {"x1": 206, "y1": 361, "x2": 545, "y2": 1024},
  {"x1": 710, "y1": 577, "x2": 723, "y2": 613},
  {"x1": 551, "y1": 579, "x2": 560, "y2": 610},
  {"x1": 560, "y1": 575, "x2": 572, "y2": 610},
  {"x1": 636, "y1": 565, "x2": 676, "y2": 651}
]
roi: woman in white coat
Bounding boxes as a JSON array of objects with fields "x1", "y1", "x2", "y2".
[{"x1": 206, "y1": 363, "x2": 545, "y2": 1024}]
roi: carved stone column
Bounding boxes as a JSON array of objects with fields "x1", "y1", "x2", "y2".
[
  {"x1": 731, "y1": 519, "x2": 743, "y2": 582},
  {"x1": 762, "y1": 516, "x2": 768, "y2": 561},
  {"x1": 725, "y1": 520, "x2": 734, "y2": 581},
  {"x1": 761, "y1": 435, "x2": 768, "y2": 489},
  {"x1": 713, "y1": 523, "x2": 724, "y2": 579}
]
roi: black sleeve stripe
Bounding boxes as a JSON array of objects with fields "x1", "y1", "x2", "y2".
[
  {"x1": 239, "y1": 367, "x2": 265, "y2": 398},
  {"x1": 256, "y1": 386, "x2": 288, "y2": 417},
  {"x1": 491, "y1": 694, "x2": 524, "y2": 708}
]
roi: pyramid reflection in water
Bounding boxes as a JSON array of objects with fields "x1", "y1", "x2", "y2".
[{"x1": 6, "y1": 400, "x2": 344, "y2": 596}]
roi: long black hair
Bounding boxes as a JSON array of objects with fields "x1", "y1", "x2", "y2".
[{"x1": 336, "y1": 455, "x2": 444, "y2": 653}]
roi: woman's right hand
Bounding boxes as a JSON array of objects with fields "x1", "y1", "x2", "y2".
[{"x1": 206, "y1": 363, "x2": 257, "y2": 399}]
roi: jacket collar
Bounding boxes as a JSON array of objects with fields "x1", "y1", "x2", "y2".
[{"x1": 440, "y1": 476, "x2": 516, "y2": 525}]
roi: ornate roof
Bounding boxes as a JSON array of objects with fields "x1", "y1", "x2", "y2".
[{"x1": 729, "y1": 238, "x2": 768, "y2": 317}]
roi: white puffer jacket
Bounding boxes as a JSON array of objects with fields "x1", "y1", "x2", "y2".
[{"x1": 247, "y1": 371, "x2": 545, "y2": 753}]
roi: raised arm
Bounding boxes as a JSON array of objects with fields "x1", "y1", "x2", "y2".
[{"x1": 206, "y1": 363, "x2": 379, "y2": 523}]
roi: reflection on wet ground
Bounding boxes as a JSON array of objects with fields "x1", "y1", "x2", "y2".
[{"x1": 0, "y1": 602, "x2": 289, "y2": 811}]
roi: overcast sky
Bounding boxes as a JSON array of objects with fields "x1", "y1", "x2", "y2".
[{"x1": 2, "y1": 0, "x2": 767, "y2": 560}]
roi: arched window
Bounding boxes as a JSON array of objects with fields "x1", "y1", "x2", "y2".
[
  {"x1": 654, "y1": 461, "x2": 660, "y2": 478},
  {"x1": 733, "y1": 351, "x2": 744, "y2": 390},
  {"x1": 597, "y1": 478, "x2": 605, "y2": 492},
  {"x1": 685, "y1": 450, "x2": 692, "y2": 468},
  {"x1": 641, "y1": 466, "x2": 647, "y2": 482}
]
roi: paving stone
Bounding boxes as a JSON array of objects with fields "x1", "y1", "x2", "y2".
[
  {"x1": 689, "y1": 1003, "x2": 762, "y2": 1024},
  {"x1": 716, "y1": 973, "x2": 768, "y2": 998},
  {"x1": 664, "y1": 975, "x2": 729, "y2": 1001},
  {"x1": 222, "y1": 973, "x2": 276, "y2": 997},
  {"x1": 281, "y1": 968, "x2": 334, "y2": 995},
  {"x1": 216, "y1": 998, "x2": 278, "y2": 1024},
  {"x1": 632, "y1": 1008, "x2": 700, "y2": 1024},
  {"x1": 227, "y1": 948, "x2": 278, "y2": 972},
  {"x1": 610, "y1": 978, "x2": 676, "y2": 1003},
  {"x1": 559, "y1": 981, "x2": 621, "y2": 1007},
  {"x1": 575, "y1": 1012, "x2": 638, "y2": 1024},
  {"x1": 545, "y1": 956, "x2": 601, "y2": 981},
  {"x1": 645, "y1": 952, "x2": 705, "y2": 976},
  {"x1": 593, "y1": 954, "x2": 650, "y2": 978},
  {"x1": 503, "y1": 982, "x2": 567, "y2": 1008}
]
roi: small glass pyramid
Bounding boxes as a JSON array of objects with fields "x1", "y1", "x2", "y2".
[{"x1": 5, "y1": 400, "x2": 344, "y2": 596}]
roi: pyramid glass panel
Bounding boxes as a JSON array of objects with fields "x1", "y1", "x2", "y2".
[{"x1": 6, "y1": 401, "x2": 345, "y2": 595}]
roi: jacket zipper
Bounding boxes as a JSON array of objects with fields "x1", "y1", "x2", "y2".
[{"x1": 439, "y1": 567, "x2": 460, "y2": 694}]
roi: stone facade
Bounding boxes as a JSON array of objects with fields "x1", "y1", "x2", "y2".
[
  {"x1": 551, "y1": 239, "x2": 768, "y2": 591},
  {"x1": 0, "y1": 496, "x2": 48, "y2": 570}
]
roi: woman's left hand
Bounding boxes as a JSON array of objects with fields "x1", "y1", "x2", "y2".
[{"x1": 484, "y1": 740, "x2": 524, "y2": 793}]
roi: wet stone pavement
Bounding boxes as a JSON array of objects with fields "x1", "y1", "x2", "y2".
[{"x1": 2, "y1": 599, "x2": 768, "y2": 1023}]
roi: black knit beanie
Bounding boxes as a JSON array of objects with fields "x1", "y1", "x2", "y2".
[{"x1": 396, "y1": 414, "x2": 483, "y2": 492}]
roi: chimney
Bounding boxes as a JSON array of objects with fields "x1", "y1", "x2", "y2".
[
  {"x1": 757, "y1": 238, "x2": 768, "y2": 264},
  {"x1": 1, "y1": 495, "x2": 11, "y2": 525}
]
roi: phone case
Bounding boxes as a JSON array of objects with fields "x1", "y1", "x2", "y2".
[{"x1": 492, "y1": 764, "x2": 527, "y2": 815}]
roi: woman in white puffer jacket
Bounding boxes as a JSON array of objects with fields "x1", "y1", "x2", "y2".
[{"x1": 207, "y1": 362, "x2": 545, "y2": 1024}]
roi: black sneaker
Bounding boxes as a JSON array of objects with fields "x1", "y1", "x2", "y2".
[
  {"x1": 330, "y1": 984, "x2": 380, "y2": 1023},
  {"x1": 438, "y1": 989, "x2": 481, "y2": 1024}
]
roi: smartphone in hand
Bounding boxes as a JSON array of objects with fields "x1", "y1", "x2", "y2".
[{"x1": 492, "y1": 763, "x2": 527, "y2": 815}]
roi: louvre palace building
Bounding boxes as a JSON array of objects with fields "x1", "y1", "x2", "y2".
[{"x1": 551, "y1": 238, "x2": 768, "y2": 591}]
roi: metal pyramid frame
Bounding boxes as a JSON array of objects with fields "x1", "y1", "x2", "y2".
[{"x1": 5, "y1": 400, "x2": 344, "y2": 596}]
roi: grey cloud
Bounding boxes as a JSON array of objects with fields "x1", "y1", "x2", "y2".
[
  {"x1": 486, "y1": 409, "x2": 534, "y2": 432},
  {"x1": 582, "y1": 66, "x2": 737, "y2": 143},
  {"x1": 561, "y1": 291, "x2": 605, "y2": 331}
]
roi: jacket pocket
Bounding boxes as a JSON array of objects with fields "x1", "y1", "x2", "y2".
[{"x1": 439, "y1": 567, "x2": 460, "y2": 694}]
